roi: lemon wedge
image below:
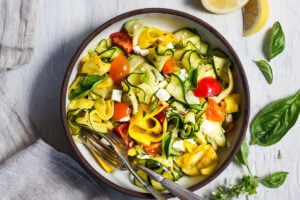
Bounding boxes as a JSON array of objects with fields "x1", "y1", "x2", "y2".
[
  {"x1": 242, "y1": 0, "x2": 269, "y2": 36},
  {"x1": 201, "y1": 0, "x2": 249, "y2": 14}
]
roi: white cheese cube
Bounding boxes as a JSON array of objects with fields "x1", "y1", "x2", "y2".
[
  {"x1": 179, "y1": 69, "x2": 188, "y2": 81},
  {"x1": 155, "y1": 88, "x2": 171, "y2": 101},
  {"x1": 172, "y1": 140, "x2": 185, "y2": 152},
  {"x1": 111, "y1": 89, "x2": 122, "y2": 102},
  {"x1": 133, "y1": 45, "x2": 149, "y2": 56}
]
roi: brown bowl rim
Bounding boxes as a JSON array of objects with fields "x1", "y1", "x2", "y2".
[{"x1": 60, "y1": 7, "x2": 250, "y2": 199}]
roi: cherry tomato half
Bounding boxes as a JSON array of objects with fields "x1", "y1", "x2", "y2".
[
  {"x1": 162, "y1": 57, "x2": 181, "y2": 75},
  {"x1": 143, "y1": 143, "x2": 162, "y2": 156},
  {"x1": 109, "y1": 55, "x2": 130, "y2": 84},
  {"x1": 205, "y1": 98, "x2": 225, "y2": 122},
  {"x1": 110, "y1": 32, "x2": 133, "y2": 54},
  {"x1": 113, "y1": 122, "x2": 133, "y2": 147},
  {"x1": 112, "y1": 102, "x2": 131, "y2": 121},
  {"x1": 193, "y1": 77, "x2": 222, "y2": 98}
]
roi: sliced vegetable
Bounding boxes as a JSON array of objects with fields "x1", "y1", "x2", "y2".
[
  {"x1": 110, "y1": 32, "x2": 133, "y2": 54},
  {"x1": 109, "y1": 55, "x2": 130, "y2": 84}
]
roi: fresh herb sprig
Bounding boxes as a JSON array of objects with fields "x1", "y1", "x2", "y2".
[{"x1": 211, "y1": 175, "x2": 259, "y2": 200}]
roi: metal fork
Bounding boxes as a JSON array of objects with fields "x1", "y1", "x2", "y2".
[{"x1": 79, "y1": 128, "x2": 205, "y2": 200}]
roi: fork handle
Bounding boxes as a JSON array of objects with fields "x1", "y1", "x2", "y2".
[{"x1": 137, "y1": 165, "x2": 204, "y2": 200}]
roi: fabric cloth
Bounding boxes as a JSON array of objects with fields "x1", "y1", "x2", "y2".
[
  {"x1": 0, "y1": 0, "x2": 38, "y2": 70},
  {"x1": 0, "y1": 139, "x2": 110, "y2": 200}
]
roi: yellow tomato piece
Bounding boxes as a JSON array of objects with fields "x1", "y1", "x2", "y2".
[
  {"x1": 181, "y1": 166, "x2": 201, "y2": 176},
  {"x1": 80, "y1": 54, "x2": 90, "y2": 63},
  {"x1": 128, "y1": 147, "x2": 137, "y2": 157},
  {"x1": 197, "y1": 146, "x2": 218, "y2": 169},
  {"x1": 138, "y1": 27, "x2": 176, "y2": 49},
  {"x1": 224, "y1": 93, "x2": 241, "y2": 113},
  {"x1": 183, "y1": 140, "x2": 198, "y2": 153},
  {"x1": 201, "y1": 162, "x2": 218, "y2": 175}
]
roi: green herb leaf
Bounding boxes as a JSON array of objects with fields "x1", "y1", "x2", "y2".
[
  {"x1": 261, "y1": 171, "x2": 289, "y2": 188},
  {"x1": 68, "y1": 74, "x2": 106, "y2": 100},
  {"x1": 268, "y1": 21, "x2": 285, "y2": 60},
  {"x1": 254, "y1": 60, "x2": 273, "y2": 84},
  {"x1": 211, "y1": 175, "x2": 259, "y2": 200},
  {"x1": 235, "y1": 138, "x2": 252, "y2": 175},
  {"x1": 251, "y1": 91, "x2": 300, "y2": 146}
]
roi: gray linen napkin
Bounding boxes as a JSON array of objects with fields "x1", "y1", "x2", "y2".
[
  {"x1": 0, "y1": 0, "x2": 38, "y2": 70},
  {"x1": 0, "y1": 139, "x2": 110, "y2": 200}
]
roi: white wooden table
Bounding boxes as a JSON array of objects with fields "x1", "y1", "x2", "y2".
[{"x1": 0, "y1": 0, "x2": 299, "y2": 199}]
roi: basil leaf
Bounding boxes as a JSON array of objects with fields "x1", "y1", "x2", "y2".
[
  {"x1": 254, "y1": 60, "x2": 273, "y2": 84},
  {"x1": 261, "y1": 171, "x2": 289, "y2": 188},
  {"x1": 68, "y1": 74, "x2": 106, "y2": 100},
  {"x1": 251, "y1": 91, "x2": 300, "y2": 146},
  {"x1": 235, "y1": 139, "x2": 251, "y2": 175},
  {"x1": 268, "y1": 21, "x2": 285, "y2": 61}
]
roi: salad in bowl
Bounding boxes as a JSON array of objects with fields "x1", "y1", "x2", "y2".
[{"x1": 61, "y1": 8, "x2": 250, "y2": 198}]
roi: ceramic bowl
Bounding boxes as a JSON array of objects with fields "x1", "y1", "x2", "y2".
[{"x1": 60, "y1": 8, "x2": 250, "y2": 198}]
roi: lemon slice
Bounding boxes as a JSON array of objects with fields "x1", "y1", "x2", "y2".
[
  {"x1": 242, "y1": 0, "x2": 269, "y2": 36},
  {"x1": 201, "y1": 0, "x2": 249, "y2": 14}
]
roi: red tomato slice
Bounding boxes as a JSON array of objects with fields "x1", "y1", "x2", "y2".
[
  {"x1": 109, "y1": 55, "x2": 130, "y2": 84},
  {"x1": 162, "y1": 57, "x2": 181, "y2": 75},
  {"x1": 144, "y1": 143, "x2": 162, "y2": 156},
  {"x1": 110, "y1": 32, "x2": 133, "y2": 54},
  {"x1": 112, "y1": 102, "x2": 131, "y2": 121},
  {"x1": 155, "y1": 110, "x2": 167, "y2": 125},
  {"x1": 205, "y1": 98, "x2": 225, "y2": 122},
  {"x1": 193, "y1": 77, "x2": 222, "y2": 98},
  {"x1": 113, "y1": 122, "x2": 133, "y2": 147}
]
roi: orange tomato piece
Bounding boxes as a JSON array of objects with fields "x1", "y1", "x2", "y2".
[
  {"x1": 112, "y1": 102, "x2": 131, "y2": 121},
  {"x1": 162, "y1": 57, "x2": 181, "y2": 75},
  {"x1": 205, "y1": 98, "x2": 225, "y2": 122}
]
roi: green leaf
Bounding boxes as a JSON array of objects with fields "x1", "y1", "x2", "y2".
[
  {"x1": 210, "y1": 175, "x2": 259, "y2": 200},
  {"x1": 235, "y1": 139, "x2": 252, "y2": 175},
  {"x1": 268, "y1": 21, "x2": 285, "y2": 60},
  {"x1": 68, "y1": 74, "x2": 106, "y2": 100},
  {"x1": 261, "y1": 171, "x2": 289, "y2": 188},
  {"x1": 251, "y1": 91, "x2": 300, "y2": 146},
  {"x1": 254, "y1": 60, "x2": 273, "y2": 84}
]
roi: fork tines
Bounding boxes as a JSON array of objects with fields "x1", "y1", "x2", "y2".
[{"x1": 79, "y1": 128, "x2": 124, "y2": 169}]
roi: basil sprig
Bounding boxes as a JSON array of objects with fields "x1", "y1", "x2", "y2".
[
  {"x1": 261, "y1": 171, "x2": 289, "y2": 188},
  {"x1": 268, "y1": 21, "x2": 285, "y2": 61},
  {"x1": 68, "y1": 74, "x2": 106, "y2": 100},
  {"x1": 235, "y1": 139, "x2": 252, "y2": 175},
  {"x1": 251, "y1": 91, "x2": 300, "y2": 146},
  {"x1": 254, "y1": 60, "x2": 273, "y2": 84}
]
